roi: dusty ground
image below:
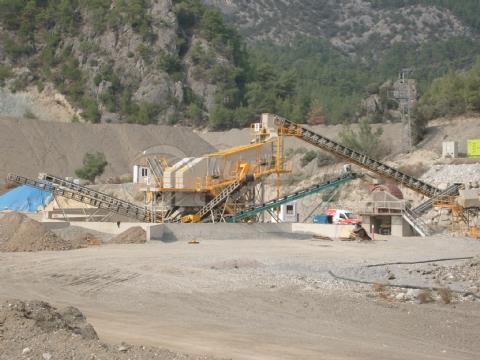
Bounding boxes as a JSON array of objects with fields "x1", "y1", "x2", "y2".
[{"x1": 1, "y1": 235, "x2": 479, "y2": 360}]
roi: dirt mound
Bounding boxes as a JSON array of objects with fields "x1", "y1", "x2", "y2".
[
  {"x1": 0, "y1": 212, "x2": 75, "y2": 252},
  {"x1": 110, "y1": 226, "x2": 147, "y2": 244},
  {"x1": 52, "y1": 225, "x2": 112, "y2": 244},
  {"x1": 0, "y1": 299, "x2": 219, "y2": 360},
  {"x1": 0, "y1": 300, "x2": 98, "y2": 341}
]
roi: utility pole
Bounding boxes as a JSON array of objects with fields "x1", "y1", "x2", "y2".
[{"x1": 392, "y1": 68, "x2": 416, "y2": 153}]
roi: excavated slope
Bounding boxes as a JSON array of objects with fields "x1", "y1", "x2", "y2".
[{"x1": 0, "y1": 117, "x2": 215, "y2": 182}]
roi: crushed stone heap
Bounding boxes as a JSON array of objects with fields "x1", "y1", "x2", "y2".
[
  {"x1": 110, "y1": 226, "x2": 147, "y2": 244},
  {"x1": 421, "y1": 164, "x2": 480, "y2": 187},
  {"x1": 0, "y1": 212, "x2": 77, "y2": 252},
  {"x1": 0, "y1": 299, "x2": 220, "y2": 360}
]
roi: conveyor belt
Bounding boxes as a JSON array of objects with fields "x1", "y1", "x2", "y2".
[
  {"x1": 182, "y1": 175, "x2": 255, "y2": 223},
  {"x1": 275, "y1": 116, "x2": 441, "y2": 198},
  {"x1": 412, "y1": 184, "x2": 462, "y2": 216},
  {"x1": 8, "y1": 173, "x2": 156, "y2": 222},
  {"x1": 402, "y1": 207, "x2": 431, "y2": 237},
  {"x1": 225, "y1": 172, "x2": 355, "y2": 223}
]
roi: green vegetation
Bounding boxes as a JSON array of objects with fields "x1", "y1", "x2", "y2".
[
  {"x1": 0, "y1": 0, "x2": 104, "y2": 122},
  {"x1": 300, "y1": 151, "x2": 317, "y2": 167},
  {"x1": 75, "y1": 152, "x2": 108, "y2": 183},
  {"x1": 173, "y1": 0, "x2": 252, "y2": 129},
  {"x1": 339, "y1": 118, "x2": 386, "y2": 158},
  {"x1": 248, "y1": 36, "x2": 480, "y2": 125},
  {"x1": 0, "y1": 64, "x2": 13, "y2": 85},
  {"x1": 415, "y1": 58, "x2": 480, "y2": 124}
]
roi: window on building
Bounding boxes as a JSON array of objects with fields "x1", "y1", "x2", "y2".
[
  {"x1": 141, "y1": 168, "x2": 148, "y2": 177},
  {"x1": 286, "y1": 205, "x2": 294, "y2": 215}
]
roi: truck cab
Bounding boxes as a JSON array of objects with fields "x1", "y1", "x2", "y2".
[{"x1": 326, "y1": 208, "x2": 361, "y2": 225}]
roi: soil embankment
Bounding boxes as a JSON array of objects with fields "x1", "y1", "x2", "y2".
[{"x1": 0, "y1": 117, "x2": 215, "y2": 182}]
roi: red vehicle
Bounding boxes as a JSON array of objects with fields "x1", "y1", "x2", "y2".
[{"x1": 326, "y1": 208, "x2": 361, "y2": 225}]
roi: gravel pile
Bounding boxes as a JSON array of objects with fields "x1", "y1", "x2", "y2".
[
  {"x1": 421, "y1": 164, "x2": 480, "y2": 187},
  {"x1": 428, "y1": 257, "x2": 480, "y2": 294},
  {"x1": 0, "y1": 212, "x2": 79, "y2": 252},
  {"x1": 110, "y1": 226, "x2": 147, "y2": 244},
  {"x1": 53, "y1": 226, "x2": 108, "y2": 245},
  {"x1": 0, "y1": 300, "x2": 221, "y2": 360}
]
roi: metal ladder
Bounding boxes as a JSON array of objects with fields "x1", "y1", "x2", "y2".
[
  {"x1": 402, "y1": 207, "x2": 432, "y2": 237},
  {"x1": 186, "y1": 178, "x2": 251, "y2": 223},
  {"x1": 412, "y1": 184, "x2": 462, "y2": 216},
  {"x1": 146, "y1": 158, "x2": 164, "y2": 186},
  {"x1": 226, "y1": 172, "x2": 356, "y2": 223},
  {"x1": 275, "y1": 116, "x2": 441, "y2": 198},
  {"x1": 8, "y1": 173, "x2": 156, "y2": 222}
]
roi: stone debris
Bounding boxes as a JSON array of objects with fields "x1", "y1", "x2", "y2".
[
  {"x1": 0, "y1": 299, "x2": 221, "y2": 360},
  {"x1": 369, "y1": 258, "x2": 480, "y2": 304},
  {"x1": 110, "y1": 227, "x2": 147, "y2": 244},
  {"x1": 421, "y1": 164, "x2": 480, "y2": 187},
  {"x1": 0, "y1": 212, "x2": 76, "y2": 252}
]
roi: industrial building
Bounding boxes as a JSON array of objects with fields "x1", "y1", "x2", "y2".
[{"x1": 6, "y1": 113, "x2": 479, "y2": 239}]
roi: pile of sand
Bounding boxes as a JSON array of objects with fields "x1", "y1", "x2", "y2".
[
  {"x1": 0, "y1": 212, "x2": 81, "y2": 252},
  {"x1": 110, "y1": 226, "x2": 147, "y2": 244}
]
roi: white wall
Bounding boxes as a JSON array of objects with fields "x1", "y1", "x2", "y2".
[{"x1": 292, "y1": 223, "x2": 354, "y2": 238}]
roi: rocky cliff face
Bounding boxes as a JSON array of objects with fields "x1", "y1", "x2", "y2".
[
  {"x1": 75, "y1": 1, "x2": 179, "y2": 122},
  {"x1": 203, "y1": 0, "x2": 473, "y2": 54},
  {"x1": 0, "y1": 0, "x2": 236, "y2": 125}
]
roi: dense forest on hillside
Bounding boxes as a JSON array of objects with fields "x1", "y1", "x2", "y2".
[
  {"x1": 415, "y1": 59, "x2": 480, "y2": 124},
  {"x1": 248, "y1": 37, "x2": 480, "y2": 125}
]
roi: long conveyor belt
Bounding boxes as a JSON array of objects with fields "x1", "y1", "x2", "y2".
[
  {"x1": 275, "y1": 116, "x2": 442, "y2": 198},
  {"x1": 225, "y1": 172, "x2": 356, "y2": 223},
  {"x1": 7, "y1": 173, "x2": 156, "y2": 222}
]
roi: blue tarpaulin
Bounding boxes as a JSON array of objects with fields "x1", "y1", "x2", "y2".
[{"x1": 0, "y1": 185, "x2": 53, "y2": 213}]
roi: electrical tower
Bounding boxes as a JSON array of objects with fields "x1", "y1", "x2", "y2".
[{"x1": 392, "y1": 68, "x2": 416, "y2": 153}]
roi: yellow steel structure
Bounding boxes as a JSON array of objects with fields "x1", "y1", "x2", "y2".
[
  {"x1": 157, "y1": 132, "x2": 289, "y2": 194},
  {"x1": 140, "y1": 114, "x2": 291, "y2": 220},
  {"x1": 433, "y1": 196, "x2": 479, "y2": 237}
]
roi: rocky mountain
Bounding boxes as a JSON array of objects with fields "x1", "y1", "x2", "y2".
[
  {"x1": 0, "y1": 0, "x2": 479, "y2": 130},
  {"x1": 203, "y1": 0, "x2": 476, "y2": 55},
  {"x1": 0, "y1": 0, "x2": 245, "y2": 125}
]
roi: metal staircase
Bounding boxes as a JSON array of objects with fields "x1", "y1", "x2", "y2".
[
  {"x1": 225, "y1": 172, "x2": 356, "y2": 223},
  {"x1": 402, "y1": 207, "x2": 432, "y2": 237},
  {"x1": 275, "y1": 116, "x2": 441, "y2": 198},
  {"x1": 181, "y1": 175, "x2": 255, "y2": 223},
  {"x1": 412, "y1": 183, "x2": 462, "y2": 216},
  {"x1": 8, "y1": 173, "x2": 156, "y2": 222}
]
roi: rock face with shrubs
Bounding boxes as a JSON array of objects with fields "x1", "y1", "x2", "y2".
[{"x1": 0, "y1": 0, "x2": 244, "y2": 127}]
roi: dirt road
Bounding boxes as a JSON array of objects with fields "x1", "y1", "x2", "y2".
[{"x1": 1, "y1": 236, "x2": 479, "y2": 359}]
